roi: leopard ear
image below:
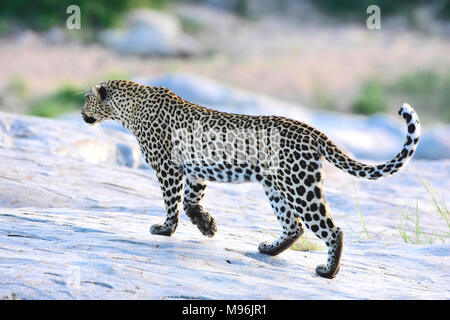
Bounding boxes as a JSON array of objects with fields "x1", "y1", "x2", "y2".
[{"x1": 95, "y1": 85, "x2": 107, "y2": 101}]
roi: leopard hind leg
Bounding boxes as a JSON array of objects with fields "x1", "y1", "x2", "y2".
[
  {"x1": 258, "y1": 180, "x2": 304, "y2": 256},
  {"x1": 295, "y1": 175, "x2": 344, "y2": 279}
]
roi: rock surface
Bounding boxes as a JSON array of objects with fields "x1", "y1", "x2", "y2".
[
  {"x1": 0, "y1": 109, "x2": 449, "y2": 299},
  {"x1": 414, "y1": 126, "x2": 450, "y2": 160}
]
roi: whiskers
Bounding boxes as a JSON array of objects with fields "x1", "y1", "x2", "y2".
[
  {"x1": 75, "y1": 81, "x2": 94, "y2": 98},
  {"x1": 80, "y1": 81, "x2": 92, "y2": 92}
]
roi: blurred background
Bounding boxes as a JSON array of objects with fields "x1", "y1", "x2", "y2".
[{"x1": 0, "y1": 0, "x2": 449, "y2": 158}]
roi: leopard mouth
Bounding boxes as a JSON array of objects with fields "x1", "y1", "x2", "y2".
[{"x1": 82, "y1": 114, "x2": 97, "y2": 124}]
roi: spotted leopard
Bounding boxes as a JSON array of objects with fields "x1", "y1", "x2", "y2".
[{"x1": 81, "y1": 80, "x2": 420, "y2": 279}]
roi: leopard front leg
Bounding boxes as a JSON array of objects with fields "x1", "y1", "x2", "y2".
[
  {"x1": 150, "y1": 163, "x2": 184, "y2": 237},
  {"x1": 183, "y1": 175, "x2": 217, "y2": 237}
]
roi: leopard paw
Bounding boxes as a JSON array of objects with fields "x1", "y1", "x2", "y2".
[
  {"x1": 186, "y1": 205, "x2": 218, "y2": 238},
  {"x1": 150, "y1": 224, "x2": 176, "y2": 236}
]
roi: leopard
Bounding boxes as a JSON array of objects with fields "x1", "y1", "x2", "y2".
[{"x1": 81, "y1": 80, "x2": 420, "y2": 279}]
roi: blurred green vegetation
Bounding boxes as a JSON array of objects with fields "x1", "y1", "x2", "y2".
[
  {"x1": 178, "y1": 15, "x2": 204, "y2": 35},
  {"x1": 349, "y1": 69, "x2": 450, "y2": 123},
  {"x1": 28, "y1": 85, "x2": 84, "y2": 118},
  {"x1": 0, "y1": 0, "x2": 172, "y2": 32},
  {"x1": 314, "y1": 0, "x2": 450, "y2": 21},
  {"x1": 351, "y1": 79, "x2": 388, "y2": 115},
  {"x1": 388, "y1": 69, "x2": 450, "y2": 123}
]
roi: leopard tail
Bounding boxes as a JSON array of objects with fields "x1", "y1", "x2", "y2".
[{"x1": 320, "y1": 103, "x2": 420, "y2": 180}]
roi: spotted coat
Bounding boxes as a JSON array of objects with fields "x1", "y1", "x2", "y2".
[{"x1": 81, "y1": 80, "x2": 420, "y2": 279}]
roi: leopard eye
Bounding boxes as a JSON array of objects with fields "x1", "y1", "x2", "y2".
[{"x1": 98, "y1": 86, "x2": 107, "y2": 101}]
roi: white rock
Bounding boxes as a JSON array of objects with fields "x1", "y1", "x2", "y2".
[
  {"x1": 44, "y1": 27, "x2": 67, "y2": 44},
  {"x1": 0, "y1": 111, "x2": 449, "y2": 299},
  {"x1": 415, "y1": 126, "x2": 450, "y2": 160},
  {"x1": 100, "y1": 9, "x2": 201, "y2": 56},
  {"x1": 0, "y1": 111, "x2": 145, "y2": 169}
]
